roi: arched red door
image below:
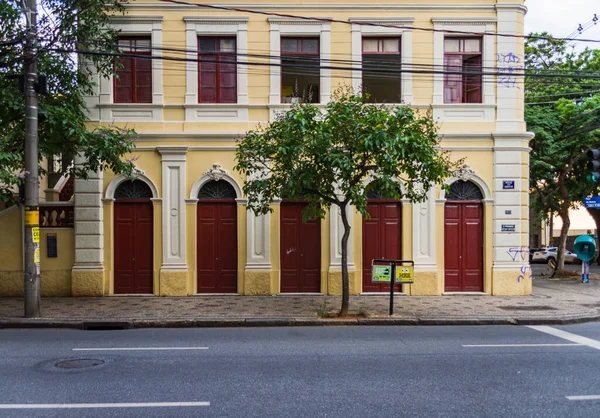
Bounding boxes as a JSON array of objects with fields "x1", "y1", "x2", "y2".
[
  {"x1": 197, "y1": 180, "x2": 238, "y2": 293},
  {"x1": 114, "y1": 180, "x2": 154, "y2": 294},
  {"x1": 280, "y1": 201, "x2": 321, "y2": 293},
  {"x1": 444, "y1": 180, "x2": 484, "y2": 292},
  {"x1": 362, "y1": 184, "x2": 402, "y2": 293}
]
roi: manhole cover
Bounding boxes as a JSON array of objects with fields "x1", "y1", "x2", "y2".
[
  {"x1": 55, "y1": 359, "x2": 105, "y2": 369},
  {"x1": 499, "y1": 306, "x2": 558, "y2": 311}
]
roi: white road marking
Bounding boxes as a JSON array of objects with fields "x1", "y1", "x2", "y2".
[
  {"x1": 566, "y1": 395, "x2": 600, "y2": 401},
  {"x1": 72, "y1": 347, "x2": 209, "y2": 351},
  {"x1": 462, "y1": 343, "x2": 582, "y2": 348},
  {"x1": 0, "y1": 402, "x2": 210, "y2": 409},
  {"x1": 528, "y1": 326, "x2": 600, "y2": 351}
]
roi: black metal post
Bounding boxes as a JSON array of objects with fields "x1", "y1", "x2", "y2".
[{"x1": 389, "y1": 262, "x2": 395, "y2": 315}]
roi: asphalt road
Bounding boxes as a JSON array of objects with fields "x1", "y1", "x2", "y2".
[{"x1": 1, "y1": 325, "x2": 600, "y2": 418}]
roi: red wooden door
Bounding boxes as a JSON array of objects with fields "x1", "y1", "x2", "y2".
[
  {"x1": 280, "y1": 202, "x2": 321, "y2": 293},
  {"x1": 362, "y1": 202, "x2": 402, "y2": 292},
  {"x1": 197, "y1": 202, "x2": 238, "y2": 293},
  {"x1": 114, "y1": 202, "x2": 154, "y2": 294},
  {"x1": 444, "y1": 202, "x2": 483, "y2": 292}
]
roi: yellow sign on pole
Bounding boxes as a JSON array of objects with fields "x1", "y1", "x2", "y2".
[
  {"x1": 32, "y1": 227, "x2": 40, "y2": 243},
  {"x1": 396, "y1": 266, "x2": 414, "y2": 284},
  {"x1": 25, "y1": 210, "x2": 39, "y2": 226},
  {"x1": 34, "y1": 248, "x2": 40, "y2": 265}
]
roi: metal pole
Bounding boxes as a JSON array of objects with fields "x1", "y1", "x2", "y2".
[
  {"x1": 23, "y1": 0, "x2": 40, "y2": 318},
  {"x1": 389, "y1": 262, "x2": 395, "y2": 316}
]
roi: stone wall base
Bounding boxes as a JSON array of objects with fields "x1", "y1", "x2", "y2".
[
  {"x1": 159, "y1": 269, "x2": 189, "y2": 296},
  {"x1": 492, "y1": 269, "x2": 532, "y2": 295},
  {"x1": 327, "y1": 270, "x2": 359, "y2": 296},
  {"x1": 409, "y1": 271, "x2": 440, "y2": 295},
  {"x1": 244, "y1": 270, "x2": 273, "y2": 295},
  {"x1": 71, "y1": 269, "x2": 104, "y2": 296}
]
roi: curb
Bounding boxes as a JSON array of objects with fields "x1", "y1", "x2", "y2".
[{"x1": 2, "y1": 314, "x2": 600, "y2": 329}]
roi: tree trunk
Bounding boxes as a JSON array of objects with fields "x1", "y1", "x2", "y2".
[
  {"x1": 553, "y1": 208, "x2": 570, "y2": 276},
  {"x1": 586, "y1": 208, "x2": 600, "y2": 264},
  {"x1": 339, "y1": 202, "x2": 350, "y2": 317}
]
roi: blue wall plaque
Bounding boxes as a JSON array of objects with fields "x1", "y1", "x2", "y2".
[{"x1": 502, "y1": 180, "x2": 515, "y2": 190}]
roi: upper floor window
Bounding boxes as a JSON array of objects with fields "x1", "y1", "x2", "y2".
[
  {"x1": 362, "y1": 37, "x2": 401, "y2": 103},
  {"x1": 114, "y1": 37, "x2": 152, "y2": 103},
  {"x1": 443, "y1": 37, "x2": 482, "y2": 104},
  {"x1": 281, "y1": 37, "x2": 320, "y2": 104},
  {"x1": 198, "y1": 37, "x2": 237, "y2": 103}
]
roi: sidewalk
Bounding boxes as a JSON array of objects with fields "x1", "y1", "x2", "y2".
[{"x1": 1, "y1": 278, "x2": 599, "y2": 329}]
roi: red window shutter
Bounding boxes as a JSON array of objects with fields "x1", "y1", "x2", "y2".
[
  {"x1": 134, "y1": 56, "x2": 152, "y2": 103},
  {"x1": 115, "y1": 57, "x2": 133, "y2": 103},
  {"x1": 463, "y1": 55, "x2": 482, "y2": 103},
  {"x1": 199, "y1": 55, "x2": 218, "y2": 103},
  {"x1": 219, "y1": 55, "x2": 237, "y2": 103},
  {"x1": 444, "y1": 55, "x2": 463, "y2": 104}
]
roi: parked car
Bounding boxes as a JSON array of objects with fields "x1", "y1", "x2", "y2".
[
  {"x1": 529, "y1": 247, "x2": 542, "y2": 262},
  {"x1": 531, "y1": 247, "x2": 580, "y2": 265}
]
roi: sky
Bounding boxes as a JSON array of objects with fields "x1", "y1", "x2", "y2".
[{"x1": 524, "y1": 0, "x2": 600, "y2": 49}]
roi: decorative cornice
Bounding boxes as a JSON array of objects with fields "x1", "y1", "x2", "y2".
[
  {"x1": 431, "y1": 17, "x2": 497, "y2": 25},
  {"x1": 156, "y1": 146, "x2": 189, "y2": 156},
  {"x1": 495, "y1": 4, "x2": 528, "y2": 14},
  {"x1": 268, "y1": 17, "x2": 331, "y2": 25},
  {"x1": 126, "y1": 3, "x2": 497, "y2": 12},
  {"x1": 203, "y1": 164, "x2": 230, "y2": 182},
  {"x1": 349, "y1": 17, "x2": 415, "y2": 24},
  {"x1": 183, "y1": 16, "x2": 249, "y2": 23},
  {"x1": 110, "y1": 15, "x2": 164, "y2": 24}
]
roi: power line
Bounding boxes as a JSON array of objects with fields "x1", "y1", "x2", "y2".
[{"x1": 159, "y1": 0, "x2": 600, "y2": 44}]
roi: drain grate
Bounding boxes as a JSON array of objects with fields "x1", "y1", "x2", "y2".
[
  {"x1": 55, "y1": 359, "x2": 105, "y2": 369},
  {"x1": 499, "y1": 306, "x2": 558, "y2": 311}
]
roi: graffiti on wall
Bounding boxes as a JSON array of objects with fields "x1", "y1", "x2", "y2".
[{"x1": 497, "y1": 53, "x2": 522, "y2": 88}]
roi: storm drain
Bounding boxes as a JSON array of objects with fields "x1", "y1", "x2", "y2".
[
  {"x1": 55, "y1": 359, "x2": 105, "y2": 369},
  {"x1": 499, "y1": 306, "x2": 558, "y2": 311}
]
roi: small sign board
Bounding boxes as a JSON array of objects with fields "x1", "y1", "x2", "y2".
[
  {"x1": 501, "y1": 224, "x2": 516, "y2": 232},
  {"x1": 396, "y1": 266, "x2": 414, "y2": 284},
  {"x1": 502, "y1": 180, "x2": 515, "y2": 190},
  {"x1": 584, "y1": 196, "x2": 600, "y2": 209},
  {"x1": 372, "y1": 265, "x2": 392, "y2": 283},
  {"x1": 505, "y1": 210, "x2": 512, "y2": 215}
]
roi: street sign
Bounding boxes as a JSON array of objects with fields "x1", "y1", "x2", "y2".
[
  {"x1": 396, "y1": 266, "x2": 414, "y2": 284},
  {"x1": 584, "y1": 196, "x2": 600, "y2": 208},
  {"x1": 502, "y1": 180, "x2": 515, "y2": 190},
  {"x1": 372, "y1": 265, "x2": 392, "y2": 283}
]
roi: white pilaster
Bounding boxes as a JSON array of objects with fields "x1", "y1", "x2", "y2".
[
  {"x1": 495, "y1": 4, "x2": 527, "y2": 132},
  {"x1": 72, "y1": 155, "x2": 103, "y2": 271},
  {"x1": 158, "y1": 147, "x2": 188, "y2": 270},
  {"x1": 412, "y1": 187, "x2": 437, "y2": 270},
  {"x1": 246, "y1": 211, "x2": 271, "y2": 270}
]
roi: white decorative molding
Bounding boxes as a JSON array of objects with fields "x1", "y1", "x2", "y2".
[
  {"x1": 269, "y1": 18, "x2": 331, "y2": 105},
  {"x1": 203, "y1": 164, "x2": 230, "y2": 182},
  {"x1": 438, "y1": 168, "x2": 493, "y2": 203},
  {"x1": 184, "y1": 16, "x2": 249, "y2": 121},
  {"x1": 431, "y1": 18, "x2": 496, "y2": 121},
  {"x1": 453, "y1": 164, "x2": 477, "y2": 182},
  {"x1": 412, "y1": 187, "x2": 437, "y2": 270},
  {"x1": 350, "y1": 17, "x2": 414, "y2": 104},
  {"x1": 104, "y1": 173, "x2": 160, "y2": 199},
  {"x1": 158, "y1": 147, "x2": 188, "y2": 270},
  {"x1": 246, "y1": 211, "x2": 272, "y2": 270},
  {"x1": 91, "y1": 16, "x2": 163, "y2": 122},
  {"x1": 189, "y1": 165, "x2": 243, "y2": 199}
]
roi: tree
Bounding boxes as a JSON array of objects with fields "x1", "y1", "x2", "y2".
[
  {"x1": 526, "y1": 32, "x2": 600, "y2": 272},
  {"x1": 235, "y1": 91, "x2": 459, "y2": 316},
  {"x1": 0, "y1": 0, "x2": 137, "y2": 204}
]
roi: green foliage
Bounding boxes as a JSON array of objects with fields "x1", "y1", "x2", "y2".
[
  {"x1": 235, "y1": 90, "x2": 460, "y2": 221},
  {"x1": 0, "y1": 0, "x2": 136, "y2": 203}
]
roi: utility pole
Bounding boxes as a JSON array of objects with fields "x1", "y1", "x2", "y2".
[{"x1": 23, "y1": 0, "x2": 40, "y2": 318}]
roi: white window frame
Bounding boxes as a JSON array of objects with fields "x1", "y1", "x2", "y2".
[
  {"x1": 431, "y1": 17, "x2": 496, "y2": 122},
  {"x1": 268, "y1": 17, "x2": 331, "y2": 119},
  {"x1": 184, "y1": 16, "x2": 249, "y2": 122},
  {"x1": 350, "y1": 17, "x2": 414, "y2": 104},
  {"x1": 95, "y1": 16, "x2": 163, "y2": 122}
]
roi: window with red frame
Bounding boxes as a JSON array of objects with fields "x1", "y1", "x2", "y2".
[
  {"x1": 362, "y1": 38, "x2": 401, "y2": 103},
  {"x1": 281, "y1": 37, "x2": 320, "y2": 104},
  {"x1": 198, "y1": 37, "x2": 237, "y2": 103},
  {"x1": 114, "y1": 37, "x2": 152, "y2": 103},
  {"x1": 443, "y1": 37, "x2": 482, "y2": 103}
]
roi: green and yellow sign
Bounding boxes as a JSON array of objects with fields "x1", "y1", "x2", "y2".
[{"x1": 372, "y1": 265, "x2": 392, "y2": 283}]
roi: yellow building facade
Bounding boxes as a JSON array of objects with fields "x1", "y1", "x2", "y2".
[{"x1": 0, "y1": 0, "x2": 533, "y2": 297}]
